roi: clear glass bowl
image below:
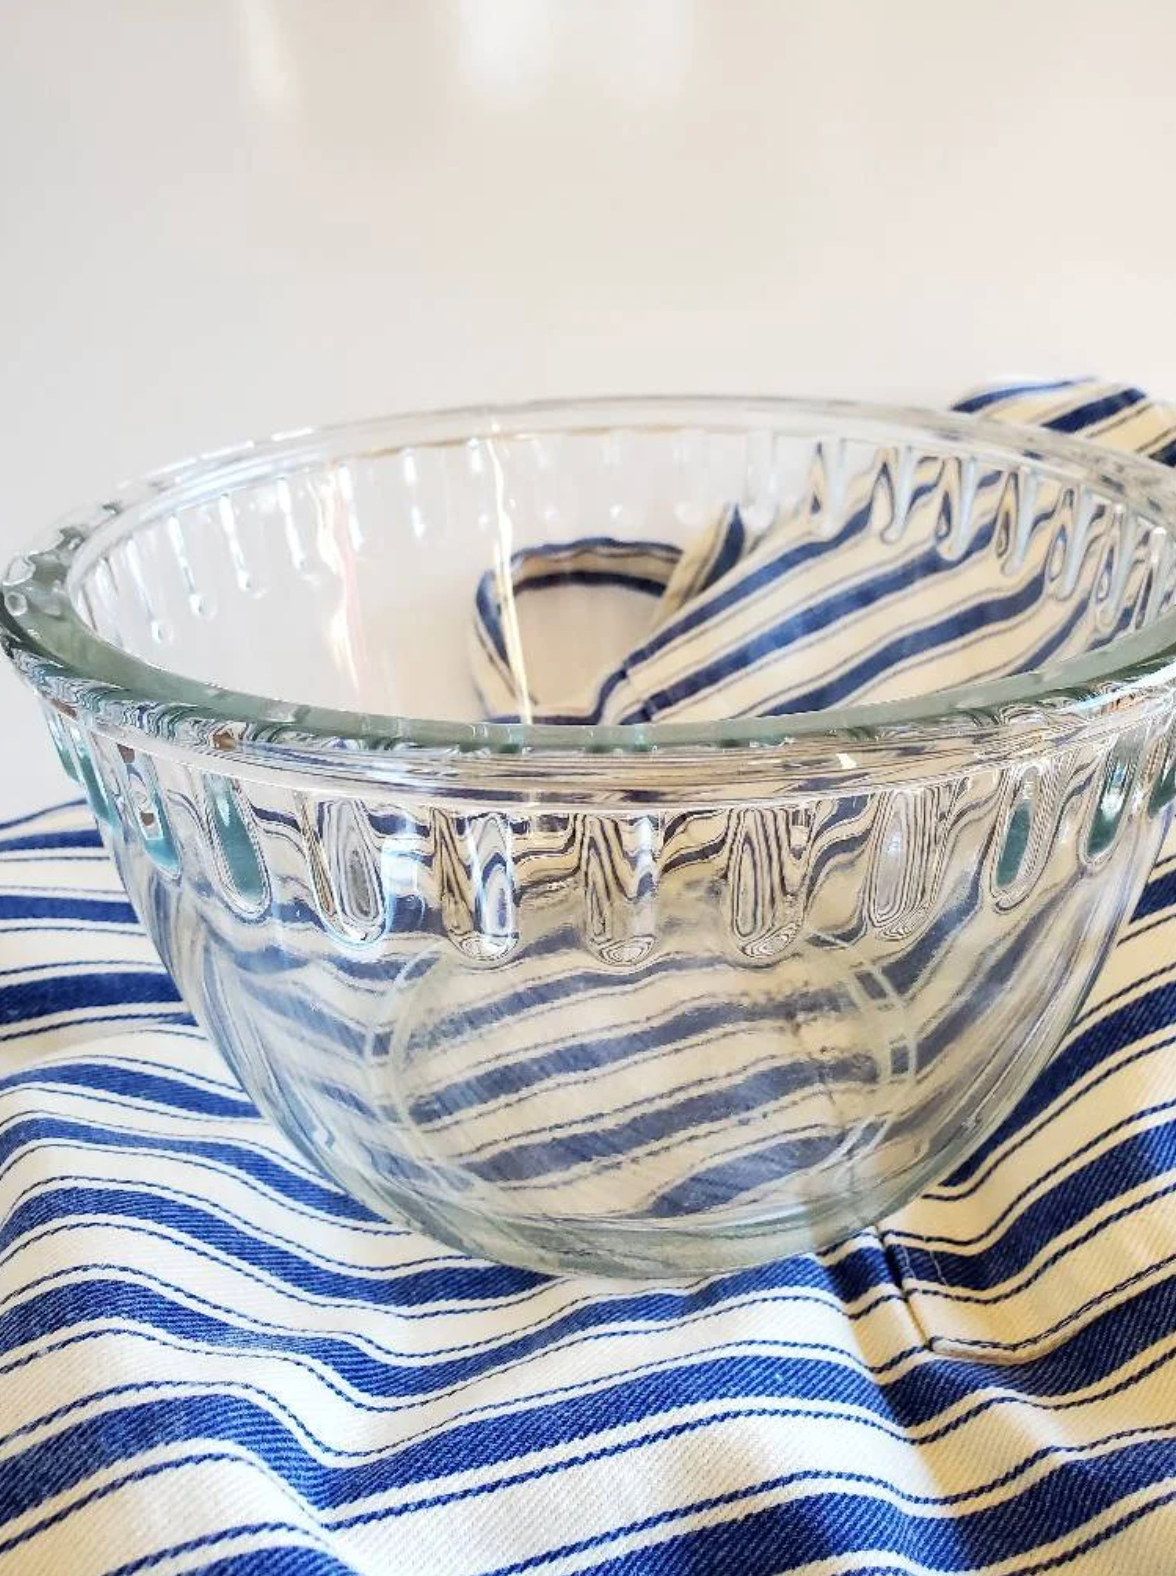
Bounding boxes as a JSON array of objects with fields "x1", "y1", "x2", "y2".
[{"x1": 5, "y1": 397, "x2": 1176, "y2": 1277}]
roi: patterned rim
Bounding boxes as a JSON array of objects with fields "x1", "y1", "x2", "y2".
[{"x1": 5, "y1": 395, "x2": 1176, "y2": 792}]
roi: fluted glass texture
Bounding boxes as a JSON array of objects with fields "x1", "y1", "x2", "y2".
[{"x1": 5, "y1": 399, "x2": 1176, "y2": 1274}]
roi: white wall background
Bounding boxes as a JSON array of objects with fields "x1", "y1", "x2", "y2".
[{"x1": 5, "y1": 0, "x2": 1176, "y2": 814}]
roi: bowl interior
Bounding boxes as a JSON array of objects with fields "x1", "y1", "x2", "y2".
[{"x1": 61, "y1": 402, "x2": 1176, "y2": 733}]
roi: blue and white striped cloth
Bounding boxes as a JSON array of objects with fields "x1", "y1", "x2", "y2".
[{"x1": 4, "y1": 381, "x2": 1176, "y2": 1573}]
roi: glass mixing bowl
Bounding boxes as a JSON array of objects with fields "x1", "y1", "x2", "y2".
[{"x1": 5, "y1": 397, "x2": 1176, "y2": 1277}]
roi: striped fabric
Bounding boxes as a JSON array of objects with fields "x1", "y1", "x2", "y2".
[
  {"x1": 3, "y1": 382, "x2": 1176, "y2": 1573},
  {"x1": 471, "y1": 380, "x2": 1176, "y2": 726}
]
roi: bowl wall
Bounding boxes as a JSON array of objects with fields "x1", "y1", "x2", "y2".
[
  {"x1": 40, "y1": 715, "x2": 1171, "y2": 1274},
  {"x1": 10, "y1": 400, "x2": 1176, "y2": 1274}
]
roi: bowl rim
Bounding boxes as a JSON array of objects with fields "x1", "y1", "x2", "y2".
[{"x1": 6, "y1": 392, "x2": 1176, "y2": 789}]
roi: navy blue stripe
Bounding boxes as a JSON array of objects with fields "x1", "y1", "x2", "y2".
[
  {"x1": 193, "y1": 1551, "x2": 358, "y2": 1576},
  {"x1": 5, "y1": 1220, "x2": 1173, "y2": 1406},
  {"x1": 698, "y1": 506, "x2": 747, "y2": 590},
  {"x1": 0, "y1": 1293, "x2": 905, "y2": 1444},
  {"x1": 15, "y1": 1289, "x2": 1169, "y2": 1516},
  {"x1": 613, "y1": 494, "x2": 877, "y2": 676},
  {"x1": 0, "y1": 827, "x2": 102, "y2": 853},
  {"x1": 0, "y1": 1008, "x2": 193, "y2": 1044},
  {"x1": 406, "y1": 985, "x2": 859, "y2": 1127},
  {"x1": 518, "y1": 537, "x2": 678, "y2": 562},
  {"x1": 0, "y1": 799, "x2": 83, "y2": 834},
  {"x1": 951, "y1": 378, "x2": 1086, "y2": 414},
  {"x1": 2, "y1": 1171, "x2": 396, "y2": 1281},
  {"x1": 761, "y1": 569, "x2": 1055, "y2": 718},
  {"x1": 476, "y1": 537, "x2": 678, "y2": 664},
  {"x1": 102, "y1": 1528, "x2": 355, "y2": 1576},
  {"x1": 1135, "y1": 863, "x2": 1176, "y2": 921},
  {"x1": 0, "y1": 971, "x2": 180, "y2": 1027},
  {"x1": 0, "y1": 1239, "x2": 1171, "y2": 1568},
  {"x1": 73, "y1": 1417, "x2": 1176, "y2": 1576},
  {"x1": 621, "y1": 502, "x2": 1008, "y2": 721},
  {"x1": 474, "y1": 1101, "x2": 855, "y2": 1191},
  {"x1": 946, "y1": 976, "x2": 1176, "y2": 1186},
  {"x1": 1014, "y1": 586, "x2": 1101, "y2": 675},
  {"x1": 0, "y1": 1450, "x2": 324, "y2": 1566},
  {"x1": 0, "y1": 1059, "x2": 246, "y2": 1114},
  {"x1": 897, "y1": 1121, "x2": 1176, "y2": 1293},
  {"x1": 5, "y1": 1331, "x2": 1175, "y2": 1524},
  {"x1": 0, "y1": 892, "x2": 136, "y2": 924},
  {"x1": 446, "y1": 1049, "x2": 878, "y2": 1187},
  {"x1": 487, "y1": 1443, "x2": 1176, "y2": 1576},
  {"x1": 385, "y1": 929, "x2": 730, "y2": 1050},
  {"x1": 0, "y1": 1194, "x2": 539, "y2": 1314},
  {"x1": 927, "y1": 1028, "x2": 1175, "y2": 1215},
  {"x1": 0, "y1": 1115, "x2": 377, "y2": 1220},
  {"x1": 474, "y1": 573, "x2": 510, "y2": 665},
  {"x1": 1043, "y1": 386, "x2": 1148, "y2": 432},
  {"x1": 895, "y1": 1026, "x2": 1176, "y2": 1234},
  {"x1": 515, "y1": 569, "x2": 668, "y2": 598}
]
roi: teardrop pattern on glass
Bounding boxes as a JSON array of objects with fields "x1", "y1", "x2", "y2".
[
  {"x1": 1147, "y1": 712, "x2": 1176, "y2": 819},
  {"x1": 1042, "y1": 485, "x2": 1077, "y2": 597},
  {"x1": 581, "y1": 813, "x2": 661, "y2": 967},
  {"x1": 804, "y1": 438, "x2": 847, "y2": 539},
  {"x1": 1085, "y1": 732, "x2": 1143, "y2": 863},
  {"x1": 864, "y1": 448, "x2": 899, "y2": 541},
  {"x1": 44, "y1": 421, "x2": 1166, "y2": 751},
  {"x1": 996, "y1": 795, "x2": 1031, "y2": 888},
  {"x1": 669, "y1": 427, "x2": 711, "y2": 533},
  {"x1": 726, "y1": 805, "x2": 818, "y2": 963},
  {"x1": 120, "y1": 752, "x2": 180, "y2": 877},
  {"x1": 739, "y1": 426, "x2": 778, "y2": 535},
  {"x1": 510, "y1": 812, "x2": 583, "y2": 901},
  {"x1": 992, "y1": 468, "x2": 1020, "y2": 571},
  {"x1": 1009, "y1": 465, "x2": 1040, "y2": 575},
  {"x1": 1092, "y1": 505, "x2": 1131, "y2": 633},
  {"x1": 434, "y1": 810, "x2": 519, "y2": 964},
  {"x1": 204, "y1": 774, "x2": 269, "y2": 916},
  {"x1": 1120, "y1": 515, "x2": 1167, "y2": 634},
  {"x1": 297, "y1": 795, "x2": 385, "y2": 945},
  {"x1": 377, "y1": 809, "x2": 436, "y2": 939},
  {"x1": 867, "y1": 781, "x2": 966, "y2": 938},
  {"x1": 934, "y1": 455, "x2": 981, "y2": 561},
  {"x1": 1059, "y1": 486, "x2": 1102, "y2": 598},
  {"x1": 67, "y1": 723, "x2": 114, "y2": 829},
  {"x1": 881, "y1": 445, "x2": 918, "y2": 545},
  {"x1": 42, "y1": 703, "x2": 80, "y2": 784},
  {"x1": 1146, "y1": 527, "x2": 1176, "y2": 626},
  {"x1": 990, "y1": 758, "x2": 1070, "y2": 906}
]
